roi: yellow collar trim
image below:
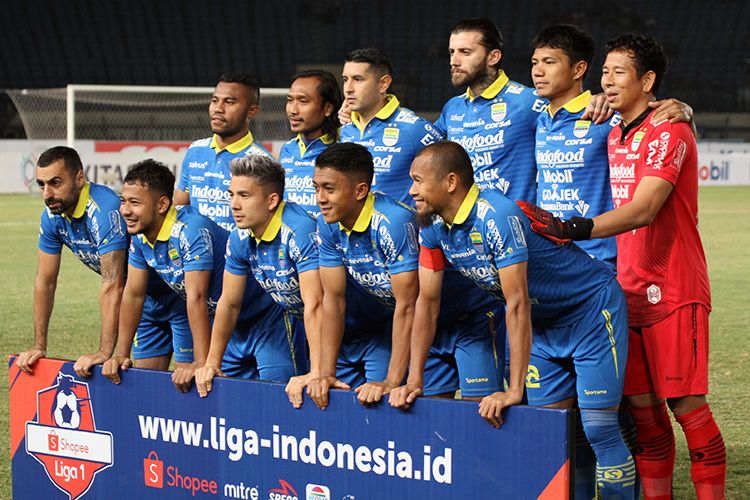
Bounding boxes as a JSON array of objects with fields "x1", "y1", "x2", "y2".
[
  {"x1": 351, "y1": 95, "x2": 400, "y2": 133},
  {"x1": 296, "y1": 132, "x2": 335, "y2": 156},
  {"x1": 254, "y1": 201, "x2": 285, "y2": 243},
  {"x1": 452, "y1": 184, "x2": 479, "y2": 226},
  {"x1": 211, "y1": 131, "x2": 254, "y2": 153},
  {"x1": 548, "y1": 90, "x2": 592, "y2": 117},
  {"x1": 66, "y1": 182, "x2": 90, "y2": 220},
  {"x1": 148, "y1": 205, "x2": 178, "y2": 248},
  {"x1": 340, "y1": 192, "x2": 375, "y2": 234},
  {"x1": 466, "y1": 71, "x2": 509, "y2": 101}
]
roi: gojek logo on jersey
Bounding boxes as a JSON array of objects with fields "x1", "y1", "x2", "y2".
[{"x1": 25, "y1": 373, "x2": 114, "y2": 499}]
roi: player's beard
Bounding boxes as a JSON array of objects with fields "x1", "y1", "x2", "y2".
[
  {"x1": 451, "y1": 65, "x2": 495, "y2": 90},
  {"x1": 415, "y1": 206, "x2": 438, "y2": 228},
  {"x1": 45, "y1": 189, "x2": 79, "y2": 215},
  {"x1": 213, "y1": 120, "x2": 246, "y2": 139}
]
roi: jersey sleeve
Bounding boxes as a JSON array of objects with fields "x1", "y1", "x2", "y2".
[
  {"x1": 224, "y1": 229, "x2": 251, "y2": 276},
  {"x1": 484, "y1": 203, "x2": 529, "y2": 270},
  {"x1": 376, "y1": 209, "x2": 419, "y2": 275},
  {"x1": 413, "y1": 119, "x2": 445, "y2": 152},
  {"x1": 37, "y1": 210, "x2": 62, "y2": 255},
  {"x1": 128, "y1": 239, "x2": 149, "y2": 270},
  {"x1": 524, "y1": 90, "x2": 547, "y2": 129},
  {"x1": 289, "y1": 220, "x2": 320, "y2": 274},
  {"x1": 316, "y1": 217, "x2": 344, "y2": 267},
  {"x1": 177, "y1": 151, "x2": 191, "y2": 192},
  {"x1": 92, "y1": 207, "x2": 129, "y2": 255},
  {"x1": 433, "y1": 108, "x2": 448, "y2": 136},
  {"x1": 642, "y1": 122, "x2": 694, "y2": 186},
  {"x1": 179, "y1": 221, "x2": 218, "y2": 272}
]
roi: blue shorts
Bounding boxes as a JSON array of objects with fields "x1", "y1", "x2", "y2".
[
  {"x1": 337, "y1": 317, "x2": 393, "y2": 388},
  {"x1": 423, "y1": 304, "x2": 505, "y2": 397},
  {"x1": 221, "y1": 304, "x2": 308, "y2": 382},
  {"x1": 526, "y1": 279, "x2": 628, "y2": 409},
  {"x1": 132, "y1": 292, "x2": 193, "y2": 363}
]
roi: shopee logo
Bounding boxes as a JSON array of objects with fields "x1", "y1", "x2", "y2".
[
  {"x1": 48, "y1": 431, "x2": 58, "y2": 451},
  {"x1": 144, "y1": 451, "x2": 163, "y2": 488}
]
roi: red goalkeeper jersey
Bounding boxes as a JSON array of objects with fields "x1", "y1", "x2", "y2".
[{"x1": 608, "y1": 109, "x2": 711, "y2": 327}]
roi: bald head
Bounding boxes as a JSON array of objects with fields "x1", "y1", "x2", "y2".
[{"x1": 415, "y1": 141, "x2": 475, "y2": 187}]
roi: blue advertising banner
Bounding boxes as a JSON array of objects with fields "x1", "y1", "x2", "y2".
[{"x1": 10, "y1": 357, "x2": 572, "y2": 499}]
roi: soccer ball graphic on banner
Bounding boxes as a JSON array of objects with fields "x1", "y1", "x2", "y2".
[{"x1": 52, "y1": 374, "x2": 81, "y2": 429}]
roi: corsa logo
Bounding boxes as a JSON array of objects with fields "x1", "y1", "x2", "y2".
[
  {"x1": 526, "y1": 365, "x2": 541, "y2": 388},
  {"x1": 269, "y1": 479, "x2": 298, "y2": 500}
]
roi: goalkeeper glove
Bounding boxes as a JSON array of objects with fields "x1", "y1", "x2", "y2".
[{"x1": 516, "y1": 201, "x2": 593, "y2": 245}]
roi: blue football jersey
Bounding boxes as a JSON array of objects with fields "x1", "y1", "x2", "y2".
[
  {"x1": 434, "y1": 71, "x2": 545, "y2": 202},
  {"x1": 535, "y1": 91, "x2": 619, "y2": 268},
  {"x1": 38, "y1": 182, "x2": 128, "y2": 272},
  {"x1": 340, "y1": 96, "x2": 443, "y2": 205},
  {"x1": 419, "y1": 185, "x2": 616, "y2": 326},
  {"x1": 225, "y1": 202, "x2": 319, "y2": 318},
  {"x1": 279, "y1": 133, "x2": 335, "y2": 215},
  {"x1": 177, "y1": 132, "x2": 272, "y2": 231}
]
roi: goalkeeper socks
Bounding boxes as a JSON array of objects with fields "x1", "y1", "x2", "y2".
[
  {"x1": 629, "y1": 402, "x2": 675, "y2": 500},
  {"x1": 581, "y1": 409, "x2": 636, "y2": 499},
  {"x1": 675, "y1": 404, "x2": 726, "y2": 499},
  {"x1": 574, "y1": 411, "x2": 597, "y2": 500}
]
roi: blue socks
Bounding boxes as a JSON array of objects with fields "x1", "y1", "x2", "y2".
[{"x1": 581, "y1": 409, "x2": 637, "y2": 499}]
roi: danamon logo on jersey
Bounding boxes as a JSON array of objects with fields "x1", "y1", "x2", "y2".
[
  {"x1": 491, "y1": 102, "x2": 507, "y2": 122},
  {"x1": 382, "y1": 127, "x2": 399, "y2": 147},
  {"x1": 631, "y1": 131, "x2": 646, "y2": 152},
  {"x1": 305, "y1": 484, "x2": 330, "y2": 500},
  {"x1": 573, "y1": 120, "x2": 590, "y2": 138},
  {"x1": 25, "y1": 373, "x2": 114, "y2": 499}
]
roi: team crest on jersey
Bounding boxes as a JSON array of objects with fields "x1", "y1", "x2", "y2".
[
  {"x1": 573, "y1": 120, "x2": 591, "y2": 138},
  {"x1": 25, "y1": 373, "x2": 114, "y2": 499},
  {"x1": 631, "y1": 131, "x2": 646, "y2": 152},
  {"x1": 491, "y1": 102, "x2": 507, "y2": 122},
  {"x1": 168, "y1": 247, "x2": 182, "y2": 267},
  {"x1": 469, "y1": 231, "x2": 484, "y2": 253},
  {"x1": 382, "y1": 127, "x2": 400, "y2": 146}
]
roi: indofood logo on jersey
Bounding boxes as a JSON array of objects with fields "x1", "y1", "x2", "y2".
[
  {"x1": 382, "y1": 127, "x2": 400, "y2": 147},
  {"x1": 573, "y1": 120, "x2": 591, "y2": 138},
  {"x1": 25, "y1": 373, "x2": 114, "y2": 499},
  {"x1": 491, "y1": 102, "x2": 507, "y2": 122}
]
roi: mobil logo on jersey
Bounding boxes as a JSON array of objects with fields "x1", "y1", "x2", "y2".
[{"x1": 25, "y1": 373, "x2": 114, "y2": 499}]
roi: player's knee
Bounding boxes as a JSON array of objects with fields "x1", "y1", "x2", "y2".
[
  {"x1": 580, "y1": 408, "x2": 626, "y2": 451},
  {"x1": 666, "y1": 394, "x2": 706, "y2": 416}
]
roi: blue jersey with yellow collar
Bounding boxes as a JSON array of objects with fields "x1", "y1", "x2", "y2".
[
  {"x1": 340, "y1": 96, "x2": 443, "y2": 206},
  {"x1": 38, "y1": 182, "x2": 128, "y2": 272},
  {"x1": 128, "y1": 205, "x2": 228, "y2": 316},
  {"x1": 279, "y1": 134, "x2": 334, "y2": 214},
  {"x1": 177, "y1": 132, "x2": 272, "y2": 231},
  {"x1": 435, "y1": 72, "x2": 545, "y2": 202},
  {"x1": 225, "y1": 202, "x2": 318, "y2": 318},
  {"x1": 536, "y1": 91, "x2": 619, "y2": 268},
  {"x1": 419, "y1": 185, "x2": 616, "y2": 325},
  {"x1": 316, "y1": 192, "x2": 420, "y2": 307}
]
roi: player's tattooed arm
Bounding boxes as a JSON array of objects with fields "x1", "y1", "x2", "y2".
[
  {"x1": 479, "y1": 262, "x2": 530, "y2": 428},
  {"x1": 390, "y1": 266, "x2": 443, "y2": 409},
  {"x1": 17, "y1": 250, "x2": 62, "y2": 373},
  {"x1": 75, "y1": 249, "x2": 127, "y2": 377},
  {"x1": 356, "y1": 270, "x2": 418, "y2": 405}
]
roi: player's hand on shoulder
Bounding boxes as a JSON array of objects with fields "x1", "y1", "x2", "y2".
[
  {"x1": 172, "y1": 362, "x2": 197, "y2": 394},
  {"x1": 649, "y1": 98, "x2": 693, "y2": 125},
  {"x1": 73, "y1": 350, "x2": 109, "y2": 378},
  {"x1": 582, "y1": 93, "x2": 614, "y2": 124},
  {"x1": 16, "y1": 347, "x2": 46, "y2": 374},
  {"x1": 355, "y1": 380, "x2": 396, "y2": 405},
  {"x1": 102, "y1": 354, "x2": 132, "y2": 385},
  {"x1": 306, "y1": 375, "x2": 350, "y2": 410},
  {"x1": 388, "y1": 382, "x2": 423, "y2": 410},
  {"x1": 478, "y1": 390, "x2": 523, "y2": 429},
  {"x1": 195, "y1": 364, "x2": 224, "y2": 398}
]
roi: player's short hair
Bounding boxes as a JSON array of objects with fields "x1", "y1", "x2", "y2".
[
  {"x1": 532, "y1": 24, "x2": 595, "y2": 77},
  {"x1": 218, "y1": 72, "x2": 261, "y2": 105},
  {"x1": 605, "y1": 33, "x2": 668, "y2": 93},
  {"x1": 230, "y1": 155, "x2": 285, "y2": 198},
  {"x1": 450, "y1": 18, "x2": 504, "y2": 70},
  {"x1": 345, "y1": 48, "x2": 393, "y2": 77},
  {"x1": 123, "y1": 159, "x2": 175, "y2": 201},
  {"x1": 416, "y1": 141, "x2": 474, "y2": 187},
  {"x1": 291, "y1": 69, "x2": 343, "y2": 139},
  {"x1": 315, "y1": 142, "x2": 374, "y2": 186},
  {"x1": 37, "y1": 146, "x2": 83, "y2": 175}
]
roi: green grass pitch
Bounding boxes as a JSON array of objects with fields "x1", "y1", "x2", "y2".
[{"x1": 1, "y1": 189, "x2": 748, "y2": 497}]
